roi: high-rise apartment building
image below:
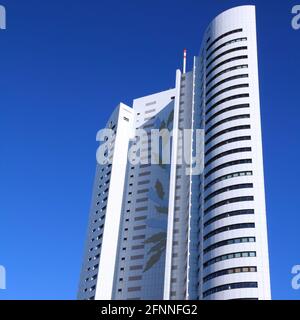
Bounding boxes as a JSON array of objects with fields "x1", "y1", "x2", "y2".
[{"x1": 78, "y1": 5, "x2": 271, "y2": 300}]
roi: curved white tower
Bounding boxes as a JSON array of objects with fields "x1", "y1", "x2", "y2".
[{"x1": 198, "y1": 5, "x2": 271, "y2": 300}]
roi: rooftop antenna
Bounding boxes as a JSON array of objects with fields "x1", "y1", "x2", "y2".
[{"x1": 183, "y1": 49, "x2": 187, "y2": 74}]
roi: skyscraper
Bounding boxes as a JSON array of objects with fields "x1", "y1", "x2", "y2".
[{"x1": 78, "y1": 5, "x2": 271, "y2": 300}]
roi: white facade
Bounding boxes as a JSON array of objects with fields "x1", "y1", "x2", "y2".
[
  {"x1": 112, "y1": 89, "x2": 176, "y2": 300},
  {"x1": 78, "y1": 5, "x2": 271, "y2": 300},
  {"x1": 78, "y1": 104, "x2": 134, "y2": 300}
]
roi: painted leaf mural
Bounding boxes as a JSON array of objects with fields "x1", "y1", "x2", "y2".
[
  {"x1": 155, "y1": 179, "x2": 165, "y2": 200},
  {"x1": 155, "y1": 206, "x2": 168, "y2": 214},
  {"x1": 142, "y1": 107, "x2": 174, "y2": 273},
  {"x1": 159, "y1": 120, "x2": 166, "y2": 131},
  {"x1": 148, "y1": 239, "x2": 166, "y2": 254},
  {"x1": 143, "y1": 231, "x2": 167, "y2": 272},
  {"x1": 143, "y1": 175, "x2": 168, "y2": 272},
  {"x1": 143, "y1": 249, "x2": 164, "y2": 273},
  {"x1": 167, "y1": 110, "x2": 174, "y2": 128},
  {"x1": 144, "y1": 232, "x2": 166, "y2": 244}
]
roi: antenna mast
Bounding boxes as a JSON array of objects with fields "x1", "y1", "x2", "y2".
[{"x1": 183, "y1": 49, "x2": 187, "y2": 74}]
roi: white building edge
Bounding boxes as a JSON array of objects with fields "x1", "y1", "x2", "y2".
[{"x1": 78, "y1": 5, "x2": 271, "y2": 300}]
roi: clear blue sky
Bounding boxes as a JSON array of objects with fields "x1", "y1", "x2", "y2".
[{"x1": 0, "y1": 0, "x2": 299, "y2": 300}]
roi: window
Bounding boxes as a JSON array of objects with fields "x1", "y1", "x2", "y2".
[
  {"x1": 136, "y1": 197, "x2": 148, "y2": 203},
  {"x1": 206, "y1": 84, "x2": 249, "y2": 105},
  {"x1": 204, "y1": 223, "x2": 255, "y2": 240},
  {"x1": 133, "y1": 225, "x2": 146, "y2": 231},
  {"x1": 204, "y1": 159, "x2": 252, "y2": 179},
  {"x1": 134, "y1": 215, "x2": 147, "y2": 221},
  {"x1": 137, "y1": 188, "x2": 149, "y2": 194},
  {"x1": 203, "y1": 282, "x2": 258, "y2": 298},
  {"x1": 91, "y1": 274, "x2": 98, "y2": 281},
  {"x1": 135, "y1": 206, "x2": 148, "y2": 212},
  {"x1": 128, "y1": 286, "x2": 141, "y2": 292},
  {"x1": 204, "y1": 196, "x2": 254, "y2": 215},
  {"x1": 205, "y1": 171, "x2": 253, "y2": 190},
  {"x1": 206, "y1": 37, "x2": 247, "y2": 61},
  {"x1": 130, "y1": 255, "x2": 144, "y2": 261},
  {"x1": 130, "y1": 265, "x2": 143, "y2": 270},
  {"x1": 203, "y1": 251, "x2": 256, "y2": 268},
  {"x1": 129, "y1": 276, "x2": 142, "y2": 281},
  {"x1": 206, "y1": 46, "x2": 248, "y2": 70},
  {"x1": 203, "y1": 266, "x2": 257, "y2": 283},
  {"x1": 133, "y1": 235, "x2": 146, "y2": 240},
  {"x1": 206, "y1": 65, "x2": 248, "y2": 86},
  {"x1": 204, "y1": 183, "x2": 253, "y2": 202},
  {"x1": 205, "y1": 136, "x2": 251, "y2": 156},
  {"x1": 205, "y1": 125, "x2": 251, "y2": 146},
  {"x1": 138, "y1": 180, "x2": 150, "y2": 186},
  {"x1": 206, "y1": 28, "x2": 243, "y2": 52},
  {"x1": 206, "y1": 74, "x2": 249, "y2": 96},
  {"x1": 204, "y1": 209, "x2": 254, "y2": 227},
  {"x1": 206, "y1": 94, "x2": 250, "y2": 116},
  {"x1": 206, "y1": 55, "x2": 248, "y2": 79},
  {"x1": 203, "y1": 237, "x2": 256, "y2": 254},
  {"x1": 205, "y1": 147, "x2": 252, "y2": 167},
  {"x1": 132, "y1": 245, "x2": 144, "y2": 250},
  {"x1": 145, "y1": 102, "x2": 156, "y2": 107},
  {"x1": 139, "y1": 171, "x2": 151, "y2": 177},
  {"x1": 140, "y1": 164, "x2": 151, "y2": 168},
  {"x1": 92, "y1": 264, "x2": 99, "y2": 270}
]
